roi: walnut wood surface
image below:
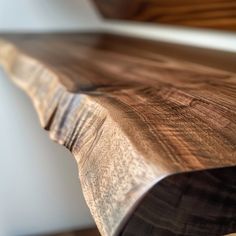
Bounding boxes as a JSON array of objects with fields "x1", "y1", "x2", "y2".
[
  {"x1": 93, "y1": 0, "x2": 236, "y2": 31},
  {"x1": 44, "y1": 228, "x2": 100, "y2": 236},
  {"x1": 122, "y1": 166, "x2": 236, "y2": 236},
  {"x1": 0, "y1": 33, "x2": 235, "y2": 236}
]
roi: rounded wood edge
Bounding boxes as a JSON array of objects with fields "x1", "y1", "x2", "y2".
[{"x1": 0, "y1": 40, "x2": 169, "y2": 236}]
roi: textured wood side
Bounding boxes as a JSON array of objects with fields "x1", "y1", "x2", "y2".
[
  {"x1": 93, "y1": 0, "x2": 236, "y2": 31},
  {"x1": 122, "y1": 166, "x2": 236, "y2": 236},
  {"x1": 0, "y1": 33, "x2": 235, "y2": 236},
  {"x1": 45, "y1": 228, "x2": 100, "y2": 236}
]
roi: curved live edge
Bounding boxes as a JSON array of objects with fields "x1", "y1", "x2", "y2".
[{"x1": 0, "y1": 33, "x2": 235, "y2": 236}]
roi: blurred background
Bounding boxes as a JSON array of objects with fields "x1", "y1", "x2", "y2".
[{"x1": 0, "y1": 0, "x2": 235, "y2": 235}]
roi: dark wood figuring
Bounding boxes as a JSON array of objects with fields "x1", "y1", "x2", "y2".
[
  {"x1": 0, "y1": 33, "x2": 235, "y2": 236},
  {"x1": 93, "y1": 0, "x2": 236, "y2": 31},
  {"x1": 122, "y1": 166, "x2": 236, "y2": 236},
  {"x1": 43, "y1": 228, "x2": 100, "y2": 236}
]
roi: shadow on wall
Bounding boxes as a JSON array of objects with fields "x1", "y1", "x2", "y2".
[{"x1": 0, "y1": 0, "x2": 102, "y2": 31}]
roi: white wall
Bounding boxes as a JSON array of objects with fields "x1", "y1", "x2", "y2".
[
  {"x1": 0, "y1": 0, "x2": 102, "y2": 31},
  {"x1": 103, "y1": 22, "x2": 236, "y2": 53}
]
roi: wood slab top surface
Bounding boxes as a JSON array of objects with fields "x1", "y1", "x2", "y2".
[{"x1": 0, "y1": 33, "x2": 235, "y2": 236}]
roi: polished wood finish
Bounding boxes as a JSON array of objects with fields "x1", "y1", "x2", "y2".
[
  {"x1": 0, "y1": 33, "x2": 235, "y2": 236},
  {"x1": 93, "y1": 0, "x2": 236, "y2": 31}
]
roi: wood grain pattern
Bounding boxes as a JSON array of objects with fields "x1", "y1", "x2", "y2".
[
  {"x1": 93, "y1": 0, "x2": 236, "y2": 31},
  {"x1": 44, "y1": 228, "x2": 100, "y2": 236},
  {"x1": 122, "y1": 166, "x2": 236, "y2": 236},
  {"x1": 0, "y1": 33, "x2": 235, "y2": 236}
]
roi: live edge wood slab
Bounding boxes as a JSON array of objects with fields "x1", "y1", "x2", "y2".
[{"x1": 0, "y1": 33, "x2": 235, "y2": 236}]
